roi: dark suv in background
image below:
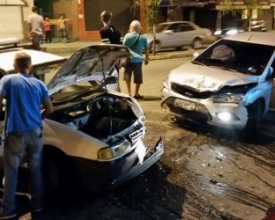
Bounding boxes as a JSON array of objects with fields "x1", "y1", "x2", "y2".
[{"x1": 214, "y1": 19, "x2": 267, "y2": 38}]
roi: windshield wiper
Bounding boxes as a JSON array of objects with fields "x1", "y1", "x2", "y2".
[
  {"x1": 210, "y1": 65, "x2": 238, "y2": 72},
  {"x1": 191, "y1": 60, "x2": 207, "y2": 66}
]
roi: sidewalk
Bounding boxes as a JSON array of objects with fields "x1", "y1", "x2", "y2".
[{"x1": 43, "y1": 40, "x2": 198, "y2": 60}]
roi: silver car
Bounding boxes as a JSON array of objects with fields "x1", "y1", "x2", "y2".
[
  {"x1": 144, "y1": 21, "x2": 216, "y2": 52},
  {"x1": 0, "y1": 43, "x2": 164, "y2": 193},
  {"x1": 161, "y1": 32, "x2": 275, "y2": 131}
]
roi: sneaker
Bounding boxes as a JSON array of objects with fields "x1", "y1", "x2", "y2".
[{"x1": 0, "y1": 208, "x2": 16, "y2": 219}]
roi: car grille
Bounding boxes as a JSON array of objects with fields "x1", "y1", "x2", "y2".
[
  {"x1": 162, "y1": 97, "x2": 211, "y2": 123},
  {"x1": 129, "y1": 128, "x2": 144, "y2": 143},
  {"x1": 171, "y1": 83, "x2": 213, "y2": 99}
]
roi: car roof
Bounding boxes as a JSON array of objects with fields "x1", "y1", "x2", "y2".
[
  {"x1": 0, "y1": 48, "x2": 66, "y2": 73},
  {"x1": 157, "y1": 21, "x2": 192, "y2": 25},
  {"x1": 223, "y1": 32, "x2": 275, "y2": 46}
]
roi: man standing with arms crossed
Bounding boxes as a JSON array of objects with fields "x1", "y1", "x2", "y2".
[
  {"x1": 28, "y1": 6, "x2": 44, "y2": 50},
  {"x1": 0, "y1": 52, "x2": 53, "y2": 219}
]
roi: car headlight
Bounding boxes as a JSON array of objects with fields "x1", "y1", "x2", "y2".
[
  {"x1": 226, "y1": 29, "x2": 238, "y2": 35},
  {"x1": 98, "y1": 140, "x2": 131, "y2": 160},
  {"x1": 214, "y1": 30, "x2": 222, "y2": 35},
  {"x1": 212, "y1": 93, "x2": 244, "y2": 104}
]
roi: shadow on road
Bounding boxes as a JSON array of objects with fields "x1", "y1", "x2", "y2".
[{"x1": 38, "y1": 162, "x2": 187, "y2": 220}]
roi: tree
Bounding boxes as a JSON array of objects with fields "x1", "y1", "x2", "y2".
[
  {"x1": 145, "y1": 0, "x2": 163, "y2": 54},
  {"x1": 223, "y1": 0, "x2": 264, "y2": 31}
]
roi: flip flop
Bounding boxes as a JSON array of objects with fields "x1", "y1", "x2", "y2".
[{"x1": 134, "y1": 94, "x2": 144, "y2": 99}]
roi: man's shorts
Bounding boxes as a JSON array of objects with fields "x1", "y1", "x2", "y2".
[{"x1": 124, "y1": 62, "x2": 143, "y2": 84}]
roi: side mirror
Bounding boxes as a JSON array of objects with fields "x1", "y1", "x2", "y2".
[{"x1": 105, "y1": 76, "x2": 118, "y2": 85}]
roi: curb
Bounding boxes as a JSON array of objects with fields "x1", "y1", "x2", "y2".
[{"x1": 44, "y1": 42, "x2": 199, "y2": 60}]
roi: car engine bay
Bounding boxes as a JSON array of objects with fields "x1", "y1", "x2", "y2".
[{"x1": 48, "y1": 94, "x2": 139, "y2": 140}]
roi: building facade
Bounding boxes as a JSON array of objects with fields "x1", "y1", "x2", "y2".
[
  {"x1": 2, "y1": 0, "x2": 274, "y2": 41},
  {"x1": 0, "y1": 0, "x2": 29, "y2": 40}
]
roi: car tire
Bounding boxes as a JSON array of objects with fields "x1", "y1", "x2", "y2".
[
  {"x1": 244, "y1": 99, "x2": 263, "y2": 133},
  {"x1": 192, "y1": 38, "x2": 202, "y2": 49},
  {"x1": 42, "y1": 147, "x2": 76, "y2": 197}
]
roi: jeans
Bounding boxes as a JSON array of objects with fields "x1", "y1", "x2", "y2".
[{"x1": 2, "y1": 127, "x2": 43, "y2": 213}]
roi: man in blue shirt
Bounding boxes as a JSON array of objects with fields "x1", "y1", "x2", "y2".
[
  {"x1": 0, "y1": 52, "x2": 53, "y2": 219},
  {"x1": 123, "y1": 20, "x2": 149, "y2": 99}
]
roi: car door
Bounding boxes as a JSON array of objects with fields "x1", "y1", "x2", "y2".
[
  {"x1": 158, "y1": 23, "x2": 179, "y2": 48},
  {"x1": 176, "y1": 22, "x2": 197, "y2": 47}
]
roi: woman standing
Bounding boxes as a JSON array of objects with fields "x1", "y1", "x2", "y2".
[{"x1": 44, "y1": 16, "x2": 52, "y2": 43}]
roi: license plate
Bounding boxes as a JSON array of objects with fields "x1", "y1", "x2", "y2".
[
  {"x1": 135, "y1": 140, "x2": 147, "y2": 164},
  {"x1": 174, "y1": 99, "x2": 195, "y2": 111}
]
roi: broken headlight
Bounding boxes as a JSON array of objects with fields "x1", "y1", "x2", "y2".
[{"x1": 98, "y1": 140, "x2": 131, "y2": 160}]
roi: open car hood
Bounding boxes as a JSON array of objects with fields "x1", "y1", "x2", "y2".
[{"x1": 47, "y1": 44, "x2": 132, "y2": 95}]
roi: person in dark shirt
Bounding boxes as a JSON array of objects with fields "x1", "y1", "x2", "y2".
[{"x1": 99, "y1": 10, "x2": 121, "y2": 44}]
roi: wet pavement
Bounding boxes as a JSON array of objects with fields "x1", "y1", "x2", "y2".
[{"x1": 7, "y1": 40, "x2": 275, "y2": 220}]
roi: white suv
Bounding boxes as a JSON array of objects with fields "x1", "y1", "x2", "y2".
[{"x1": 161, "y1": 32, "x2": 275, "y2": 131}]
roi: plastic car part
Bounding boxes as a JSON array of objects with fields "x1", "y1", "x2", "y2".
[{"x1": 245, "y1": 99, "x2": 263, "y2": 132}]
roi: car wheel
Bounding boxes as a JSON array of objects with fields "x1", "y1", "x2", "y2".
[
  {"x1": 192, "y1": 38, "x2": 202, "y2": 49},
  {"x1": 245, "y1": 99, "x2": 263, "y2": 133},
  {"x1": 42, "y1": 148, "x2": 76, "y2": 197}
]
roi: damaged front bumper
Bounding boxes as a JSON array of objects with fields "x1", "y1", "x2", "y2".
[
  {"x1": 109, "y1": 137, "x2": 164, "y2": 188},
  {"x1": 73, "y1": 137, "x2": 164, "y2": 191}
]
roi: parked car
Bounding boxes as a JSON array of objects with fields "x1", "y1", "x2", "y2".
[
  {"x1": 144, "y1": 21, "x2": 216, "y2": 52},
  {"x1": 161, "y1": 32, "x2": 275, "y2": 132},
  {"x1": 0, "y1": 41, "x2": 164, "y2": 193},
  {"x1": 214, "y1": 19, "x2": 267, "y2": 38},
  {"x1": 0, "y1": 39, "x2": 66, "y2": 81}
]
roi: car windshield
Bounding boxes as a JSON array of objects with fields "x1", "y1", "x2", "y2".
[{"x1": 193, "y1": 39, "x2": 275, "y2": 76}]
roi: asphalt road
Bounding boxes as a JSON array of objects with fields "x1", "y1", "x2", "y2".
[{"x1": 9, "y1": 56, "x2": 275, "y2": 220}]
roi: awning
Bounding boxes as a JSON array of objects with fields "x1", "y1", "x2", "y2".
[
  {"x1": 215, "y1": 0, "x2": 271, "y2": 10},
  {"x1": 161, "y1": 0, "x2": 212, "y2": 7}
]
